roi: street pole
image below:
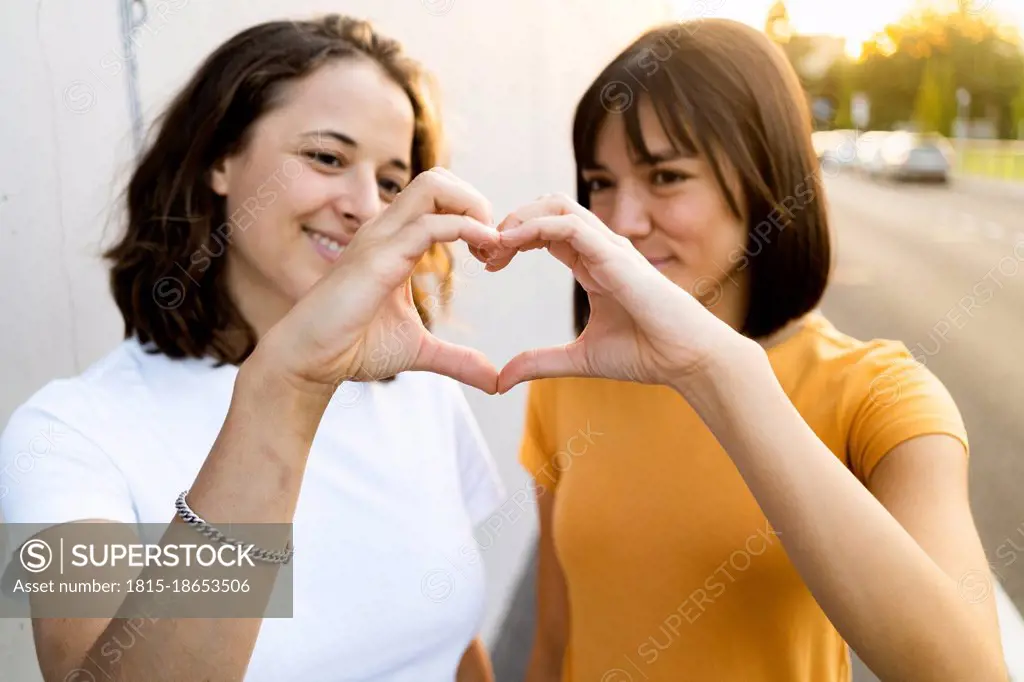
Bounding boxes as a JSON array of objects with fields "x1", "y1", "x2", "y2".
[{"x1": 956, "y1": 88, "x2": 971, "y2": 176}]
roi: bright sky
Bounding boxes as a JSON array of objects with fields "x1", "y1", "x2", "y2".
[{"x1": 672, "y1": 0, "x2": 1024, "y2": 57}]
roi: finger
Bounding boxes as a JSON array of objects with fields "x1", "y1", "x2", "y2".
[
  {"x1": 480, "y1": 244, "x2": 520, "y2": 272},
  {"x1": 497, "y1": 343, "x2": 585, "y2": 394},
  {"x1": 488, "y1": 194, "x2": 602, "y2": 272},
  {"x1": 343, "y1": 215, "x2": 496, "y2": 295},
  {"x1": 396, "y1": 214, "x2": 499, "y2": 263},
  {"x1": 497, "y1": 193, "x2": 613, "y2": 241},
  {"x1": 500, "y1": 214, "x2": 620, "y2": 268},
  {"x1": 413, "y1": 336, "x2": 499, "y2": 394},
  {"x1": 468, "y1": 242, "x2": 502, "y2": 265},
  {"x1": 485, "y1": 237, "x2": 579, "y2": 275},
  {"x1": 481, "y1": 237, "x2": 548, "y2": 273},
  {"x1": 390, "y1": 168, "x2": 493, "y2": 229}
]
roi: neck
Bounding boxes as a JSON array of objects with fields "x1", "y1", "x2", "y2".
[
  {"x1": 703, "y1": 270, "x2": 810, "y2": 351},
  {"x1": 757, "y1": 313, "x2": 813, "y2": 350},
  {"x1": 704, "y1": 267, "x2": 748, "y2": 333}
]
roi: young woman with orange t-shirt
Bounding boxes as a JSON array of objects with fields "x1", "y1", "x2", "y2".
[{"x1": 489, "y1": 19, "x2": 1007, "y2": 682}]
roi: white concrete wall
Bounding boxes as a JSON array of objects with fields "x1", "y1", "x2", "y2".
[{"x1": 0, "y1": 1, "x2": 671, "y2": 677}]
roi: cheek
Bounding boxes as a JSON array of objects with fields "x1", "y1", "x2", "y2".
[
  {"x1": 672, "y1": 188, "x2": 743, "y2": 254},
  {"x1": 227, "y1": 169, "x2": 332, "y2": 238},
  {"x1": 654, "y1": 193, "x2": 716, "y2": 255},
  {"x1": 588, "y1": 197, "x2": 614, "y2": 231}
]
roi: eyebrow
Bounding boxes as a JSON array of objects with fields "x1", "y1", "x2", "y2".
[
  {"x1": 639, "y1": 148, "x2": 696, "y2": 164},
  {"x1": 581, "y1": 148, "x2": 695, "y2": 172},
  {"x1": 301, "y1": 130, "x2": 410, "y2": 172}
]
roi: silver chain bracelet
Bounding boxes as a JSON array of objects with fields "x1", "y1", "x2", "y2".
[{"x1": 175, "y1": 490, "x2": 294, "y2": 565}]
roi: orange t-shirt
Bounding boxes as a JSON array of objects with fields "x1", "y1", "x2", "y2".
[{"x1": 519, "y1": 312, "x2": 969, "y2": 682}]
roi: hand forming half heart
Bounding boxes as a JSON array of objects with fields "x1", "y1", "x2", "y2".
[{"x1": 256, "y1": 169, "x2": 747, "y2": 399}]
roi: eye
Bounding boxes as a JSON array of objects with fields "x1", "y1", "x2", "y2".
[
  {"x1": 584, "y1": 176, "x2": 614, "y2": 193},
  {"x1": 650, "y1": 169, "x2": 691, "y2": 186},
  {"x1": 378, "y1": 177, "x2": 405, "y2": 200},
  {"x1": 304, "y1": 150, "x2": 346, "y2": 168}
]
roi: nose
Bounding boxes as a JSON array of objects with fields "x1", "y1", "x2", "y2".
[
  {"x1": 606, "y1": 181, "x2": 652, "y2": 239},
  {"x1": 332, "y1": 164, "x2": 382, "y2": 231}
]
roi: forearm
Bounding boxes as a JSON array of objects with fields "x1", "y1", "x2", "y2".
[
  {"x1": 525, "y1": 642, "x2": 564, "y2": 682},
  {"x1": 674, "y1": 345, "x2": 1005, "y2": 682},
  {"x1": 457, "y1": 637, "x2": 494, "y2": 682},
  {"x1": 76, "y1": 349, "x2": 333, "y2": 681}
]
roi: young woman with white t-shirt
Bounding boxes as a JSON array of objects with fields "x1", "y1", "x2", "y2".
[{"x1": 0, "y1": 16, "x2": 507, "y2": 682}]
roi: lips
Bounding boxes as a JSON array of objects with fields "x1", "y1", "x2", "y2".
[
  {"x1": 302, "y1": 225, "x2": 348, "y2": 262},
  {"x1": 644, "y1": 255, "x2": 677, "y2": 270}
]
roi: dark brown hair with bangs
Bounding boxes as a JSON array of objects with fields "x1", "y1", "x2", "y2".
[
  {"x1": 572, "y1": 18, "x2": 832, "y2": 339},
  {"x1": 105, "y1": 15, "x2": 451, "y2": 365}
]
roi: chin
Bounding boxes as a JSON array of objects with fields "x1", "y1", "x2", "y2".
[{"x1": 282, "y1": 267, "x2": 329, "y2": 302}]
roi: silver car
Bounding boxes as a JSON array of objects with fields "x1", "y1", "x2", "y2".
[{"x1": 875, "y1": 132, "x2": 954, "y2": 183}]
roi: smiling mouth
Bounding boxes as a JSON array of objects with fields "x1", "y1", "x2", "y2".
[
  {"x1": 645, "y1": 256, "x2": 677, "y2": 270},
  {"x1": 302, "y1": 225, "x2": 347, "y2": 261}
]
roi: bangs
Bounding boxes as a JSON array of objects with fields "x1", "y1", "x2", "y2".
[
  {"x1": 574, "y1": 61, "x2": 702, "y2": 171},
  {"x1": 571, "y1": 19, "x2": 831, "y2": 341},
  {"x1": 572, "y1": 54, "x2": 740, "y2": 218}
]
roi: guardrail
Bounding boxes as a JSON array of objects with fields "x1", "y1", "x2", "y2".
[{"x1": 953, "y1": 139, "x2": 1024, "y2": 182}]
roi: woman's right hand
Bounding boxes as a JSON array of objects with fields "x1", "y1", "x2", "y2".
[{"x1": 254, "y1": 168, "x2": 502, "y2": 395}]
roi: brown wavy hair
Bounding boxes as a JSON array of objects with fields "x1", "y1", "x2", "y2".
[
  {"x1": 572, "y1": 19, "x2": 832, "y2": 339},
  {"x1": 105, "y1": 15, "x2": 452, "y2": 365}
]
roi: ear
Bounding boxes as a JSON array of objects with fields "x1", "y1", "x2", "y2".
[{"x1": 208, "y1": 157, "x2": 231, "y2": 197}]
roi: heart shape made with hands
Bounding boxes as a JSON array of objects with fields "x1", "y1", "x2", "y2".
[{"x1": 357, "y1": 192, "x2": 731, "y2": 398}]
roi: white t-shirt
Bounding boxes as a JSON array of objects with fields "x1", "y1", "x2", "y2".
[{"x1": 0, "y1": 337, "x2": 505, "y2": 681}]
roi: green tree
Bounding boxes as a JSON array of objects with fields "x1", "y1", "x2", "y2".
[
  {"x1": 852, "y1": 7, "x2": 1022, "y2": 136},
  {"x1": 1013, "y1": 80, "x2": 1024, "y2": 139},
  {"x1": 913, "y1": 58, "x2": 955, "y2": 134},
  {"x1": 913, "y1": 60, "x2": 944, "y2": 132}
]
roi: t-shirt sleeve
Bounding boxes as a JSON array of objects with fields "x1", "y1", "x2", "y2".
[
  {"x1": 846, "y1": 342, "x2": 969, "y2": 483},
  {"x1": 447, "y1": 380, "x2": 506, "y2": 527},
  {"x1": 0, "y1": 400, "x2": 137, "y2": 529},
  {"x1": 518, "y1": 379, "x2": 559, "y2": 491}
]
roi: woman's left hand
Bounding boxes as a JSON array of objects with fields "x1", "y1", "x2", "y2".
[{"x1": 481, "y1": 194, "x2": 756, "y2": 393}]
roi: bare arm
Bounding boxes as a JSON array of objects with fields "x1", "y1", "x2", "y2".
[
  {"x1": 32, "y1": 356, "x2": 332, "y2": 682},
  {"x1": 487, "y1": 194, "x2": 1006, "y2": 681},
  {"x1": 525, "y1": 484, "x2": 568, "y2": 682},
  {"x1": 457, "y1": 637, "x2": 494, "y2": 682},
  {"x1": 29, "y1": 168, "x2": 502, "y2": 682},
  {"x1": 866, "y1": 435, "x2": 1002, "y2": 672},
  {"x1": 676, "y1": 350, "x2": 1007, "y2": 682}
]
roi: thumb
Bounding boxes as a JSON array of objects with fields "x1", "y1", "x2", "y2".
[
  {"x1": 497, "y1": 342, "x2": 586, "y2": 394},
  {"x1": 412, "y1": 335, "x2": 499, "y2": 395}
]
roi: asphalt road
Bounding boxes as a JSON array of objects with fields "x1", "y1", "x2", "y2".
[
  {"x1": 492, "y1": 171, "x2": 1024, "y2": 682},
  {"x1": 819, "y1": 171, "x2": 1024, "y2": 682},
  {"x1": 821, "y1": 172, "x2": 1024, "y2": 605}
]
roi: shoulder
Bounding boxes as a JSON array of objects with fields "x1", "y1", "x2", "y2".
[
  {"x1": 0, "y1": 340, "x2": 154, "y2": 526},
  {"x1": 2, "y1": 339, "x2": 150, "y2": 443},
  {"x1": 797, "y1": 315, "x2": 966, "y2": 478},
  {"x1": 796, "y1": 313, "x2": 944, "y2": 398}
]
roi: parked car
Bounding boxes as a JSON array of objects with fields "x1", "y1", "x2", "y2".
[
  {"x1": 818, "y1": 129, "x2": 860, "y2": 171},
  {"x1": 855, "y1": 131, "x2": 892, "y2": 176},
  {"x1": 874, "y1": 131, "x2": 954, "y2": 183}
]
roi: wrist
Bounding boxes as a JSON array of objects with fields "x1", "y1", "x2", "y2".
[
  {"x1": 236, "y1": 344, "x2": 335, "y2": 433},
  {"x1": 669, "y1": 334, "x2": 770, "y2": 412}
]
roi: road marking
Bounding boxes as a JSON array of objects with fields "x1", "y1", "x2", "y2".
[{"x1": 997, "y1": 580, "x2": 1024, "y2": 680}]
